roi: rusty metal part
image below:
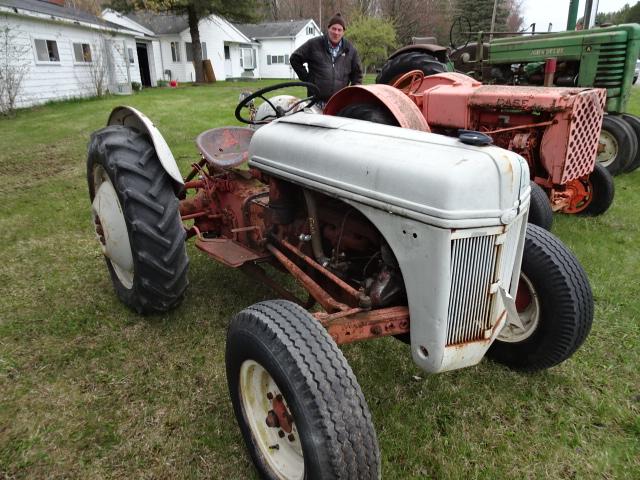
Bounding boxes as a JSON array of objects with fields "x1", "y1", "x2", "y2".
[
  {"x1": 239, "y1": 263, "x2": 308, "y2": 306},
  {"x1": 195, "y1": 236, "x2": 268, "y2": 268},
  {"x1": 544, "y1": 58, "x2": 557, "y2": 87},
  {"x1": 324, "y1": 84, "x2": 430, "y2": 132},
  {"x1": 195, "y1": 127, "x2": 253, "y2": 168},
  {"x1": 303, "y1": 190, "x2": 329, "y2": 266},
  {"x1": 271, "y1": 394, "x2": 293, "y2": 434},
  {"x1": 275, "y1": 237, "x2": 362, "y2": 302},
  {"x1": 266, "y1": 243, "x2": 349, "y2": 313},
  {"x1": 484, "y1": 120, "x2": 555, "y2": 135},
  {"x1": 319, "y1": 306, "x2": 410, "y2": 344}
]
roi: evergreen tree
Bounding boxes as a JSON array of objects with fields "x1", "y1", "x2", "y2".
[{"x1": 454, "y1": 0, "x2": 510, "y2": 34}]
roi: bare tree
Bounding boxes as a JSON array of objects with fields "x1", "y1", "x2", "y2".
[
  {"x1": 87, "y1": 36, "x2": 110, "y2": 97},
  {"x1": 0, "y1": 19, "x2": 30, "y2": 116}
]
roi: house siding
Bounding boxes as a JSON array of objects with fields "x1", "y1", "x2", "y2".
[
  {"x1": 256, "y1": 21, "x2": 321, "y2": 79},
  {"x1": 1, "y1": 13, "x2": 140, "y2": 108}
]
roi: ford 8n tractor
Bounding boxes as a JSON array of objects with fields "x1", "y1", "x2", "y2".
[
  {"x1": 341, "y1": 70, "x2": 614, "y2": 227},
  {"x1": 87, "y1": 83, "x2": 592, "y2": 480}
]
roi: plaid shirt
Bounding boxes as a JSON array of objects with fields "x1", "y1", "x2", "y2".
[{"x1": 327, "y1": 38, "x2": 343, "y2": 62}]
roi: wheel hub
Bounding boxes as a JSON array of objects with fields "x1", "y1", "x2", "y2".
[
  {"x1": 239, "y1": 360, "x2": 303, "y2": 479},
  {"x1": 597, "y1": 130, "x2": 619, "y2": 167},
  {"x1": 498, "y1": 274, "x2": 540, "y2": 343},
  {"x1": 91, "y1": 167, "x2": 134, "y2": 288}
]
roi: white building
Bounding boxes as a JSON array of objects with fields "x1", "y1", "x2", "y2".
[
  {"x1": 0, "y1": 0, "x2": 141, "y2": 109},
  {"x1": 103, "y1": 10, "x2": 260, "y2": 83},
  {"x1": 236, "y1": 20, "x2": 321, "y2": 79}
]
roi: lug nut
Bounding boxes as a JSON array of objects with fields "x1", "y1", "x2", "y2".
[
  {"x1": 267, "y1": 392, "x2": 273, "y2": 400},
  {"x1": 278, "y1": 430, "x2": 285, "y2": 438},
  {"x1": 265, "y1": 410, "x2": 280, "y2": 428},
  {"x1": 288, "y1": 434, "x2": 295, "y2": 442}
]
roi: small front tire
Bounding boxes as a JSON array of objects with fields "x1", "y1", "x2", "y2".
[
  {"x1": 226, "y1": 300, "x2": 380, "y2": 480},
  {"x1": 488, "y1": 224, "x2": 593, "y2": 371},
  {"x1": 528, "y1": 181, "x2": 553, "y2": 231},
  {"x1": 598, "y1": 115, "x2": 637, "y2": 176}
]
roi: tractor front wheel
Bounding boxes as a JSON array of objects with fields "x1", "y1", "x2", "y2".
[
  {"x1": 488, "y1": 224, "x2": 593, "y2": 371},
  {"x1": 226, "y1": 300, "x2": 380, "y2": 480},
  {"x1": 562, "y1": 163, "x2": 615, "y2": 216},
  {"x1": 598, "y1": 115, "x2": 637, "y2": 176},
  {"x1": 87, "y1": 125, "x2": 189, "y2": 314},
  {"x1": 376, "y1": 51, "x2": 447, "y2": 85},
  {"x1": 527, "y1": 181, "x2": 553, "y2": 231}
]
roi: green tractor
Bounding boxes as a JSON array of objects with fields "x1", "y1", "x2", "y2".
[{"x1": 377, "y1": 6, "x2": 640, "y2": 176}]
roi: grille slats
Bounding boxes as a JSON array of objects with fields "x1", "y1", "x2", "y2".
[{"x1": 446, "y1": 217, "x2": 525, "y2": 346}]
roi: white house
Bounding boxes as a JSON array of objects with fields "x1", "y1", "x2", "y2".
[
  {"x1": 0, "y1": 0, "x2": 141, "y2": 109},
  {"x1": 103, "y1": 10, "x2": 259, "y2": 83},
  {"x1": 235, "y1": 20, "x2": 321, "y2": 79}
]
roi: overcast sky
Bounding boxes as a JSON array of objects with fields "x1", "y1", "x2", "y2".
[{"x1": 522, "y1": 0, "x2": 634, "y2": 32}]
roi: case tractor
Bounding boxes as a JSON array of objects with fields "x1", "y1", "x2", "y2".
[
  {"x1": 328, "y1": 71, "x2": 613, "y2": 228},
  {"x1": 377, "y1": 13, "x2": 640, "y2": 177},
  {"x1": 87, "y1": 82, "x2": 593, "y2": 479}
]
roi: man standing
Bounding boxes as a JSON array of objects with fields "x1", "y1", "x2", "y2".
[{"x1": 290, "y1": 13, "x2": 363, "y2": 106}]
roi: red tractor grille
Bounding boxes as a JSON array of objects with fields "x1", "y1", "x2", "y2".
[{"x1": 561, "y1": 89, "x2": 607, "y2": 183}]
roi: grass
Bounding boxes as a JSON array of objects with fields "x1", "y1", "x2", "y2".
[{"x1": 1, "y1": 80, "x2": 639, "y2": 479}]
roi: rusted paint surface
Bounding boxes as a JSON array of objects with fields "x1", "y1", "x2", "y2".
[
  {"x1": 195, "y1": 127, "x2": 253, "y2": 168},
  {"x1": 195, "y1": 237, "x2": 267, "y2": 267},
  {"x1": 266, "y1": 244, "x2": 349, "y2": 313},
  {"x1": 270, "y1": 394, "x2": 294, "y2": 434},
  {"x1": 324, "y1": 84, "x2": 430, "y2": 132},
  {"x1": 320, "y1": 306, "x2": 410, "y2": 344},
  {"x1": 275, "y1": 238, "x2": 362, "y2": 301}
]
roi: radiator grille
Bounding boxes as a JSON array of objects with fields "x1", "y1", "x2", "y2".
[
  {"x1": 594, "y1": 43, "x2": 627, "y2": 88},
  {"x1": 446, "y1": 217, "x2": 524, "y2": 346},
  {"x1": 561, "y1": 89, "x2": 606, "y2": 183}
]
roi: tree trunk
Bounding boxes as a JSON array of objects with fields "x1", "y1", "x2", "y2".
[{"x1": 187, "y1": 6, "x2": 204, "y2": 83}]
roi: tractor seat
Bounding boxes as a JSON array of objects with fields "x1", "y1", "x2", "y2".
[{"x1": 195, "y1": 127, "x2": 254, "y2": 169}]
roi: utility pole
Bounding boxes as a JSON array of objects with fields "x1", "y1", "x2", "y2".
[{"x1": 489, "y1": 0, "x2": 499, "y2": 41}]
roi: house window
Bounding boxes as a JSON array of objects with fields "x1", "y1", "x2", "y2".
[
  {"x1": 307, "y1": 26, "x2": 313, "y2": 35},
  {"x1": 72, "y1": 42, "x2": 92, "y2": 63},
  {"x1": 224, "y1": 45, "x2": 230, "y2": 60},
  {"x1": 128, "y1": 47, "x2": 134, "y2": 64},
  {"x1": 171, "y1": 41, "x2": 181, "y2": 62},
  {"x1": 34, "y1": 39, "x2": 60, "y2": 62},
  {"x1": 185, "y1": 42, "x2": 208, "y2": 62},
  {"x1": 267, "y1": 54, "x2": 289, "y2": 65},
  {"x1": 240, "y1": 47, "x2": 256, "y2": 69}
]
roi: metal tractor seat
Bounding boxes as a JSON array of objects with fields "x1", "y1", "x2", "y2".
[{"x1": 196, "y1": 127, "x2": 254, "y2": 169}]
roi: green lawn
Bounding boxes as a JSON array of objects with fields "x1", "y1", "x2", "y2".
[{"x1": 1, "y1": 82, "x2": 639, "y2": 479}]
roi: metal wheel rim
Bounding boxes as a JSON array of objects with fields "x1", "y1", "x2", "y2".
[
  {"x1": 239, "y1": 360, "x2": 304, "y2": 480},
  {"x1": 597, "y1": 129, "x2": 619, "y2": 168},
  {"x1": 498, "y1": 273, "x2": 540, "y2": 343},
  {"x1": 91, "y1": 166, "x2": 134, "y2": 289}
]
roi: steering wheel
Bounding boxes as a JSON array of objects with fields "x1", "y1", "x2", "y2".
[
  {"x1": 449, "y1": 16, "x2": 472, "y2": 50},
  {"x1": 391, "y1": 70, "x2": 425, "y2": 94},
  {"x1": 234, "y1": 81, "x2": 320, "y2": 125}
]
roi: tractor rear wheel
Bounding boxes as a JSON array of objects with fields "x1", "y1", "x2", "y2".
[
  {"x1": 620, "y1": 113, "x2": 640, "y2": 172},
  {"x1": 562, "y1": 163, "x2": 615, "y2": 216},
  {"x1": 488, "y1": 224, "x2": 593, "y2": 371},
  {"x1": 528, "y1": 181, "x2": 553, "y2": 231},
  {"x1": 226, "y1": 300, "x2": 380, "y2": 480},
  {"x1": 598, "y1": 115, "x2": 637, "y2": 176},
  {"x1": 335, "y1": 102, "x2": 399, "y2": 126},
  {"x1": 376, "y1": 51, "x2": 447, "y2": 85},
  {"x1": 87, "y1": 125, "x2": 189, "y2": 314}
]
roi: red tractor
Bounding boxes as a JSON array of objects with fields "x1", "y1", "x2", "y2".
[
  {"x1": 88, "y1": 83, "x2": 592, "y2": 479},
  {"x1": 325, "y1": 70, "x2": 614, "y2": 231}
]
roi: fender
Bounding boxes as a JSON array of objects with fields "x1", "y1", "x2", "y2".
[
  {"x1": 107, "y1": 106, "x2": 184, "y2": 185},
  {"x1": 324, "y1": 84, "x2": 430, "y2": 132},
  {"x1": 388, "y1": 44, "x2": 450, "y2": 64}
]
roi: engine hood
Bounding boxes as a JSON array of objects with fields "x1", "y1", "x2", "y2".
[{"x1": 248, "y1": 113, "x2": 529, "y2": 228}]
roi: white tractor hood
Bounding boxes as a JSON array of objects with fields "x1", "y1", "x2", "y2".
[{"x1": 248, "y1": 113, "x2": 530, "y2": 229}]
